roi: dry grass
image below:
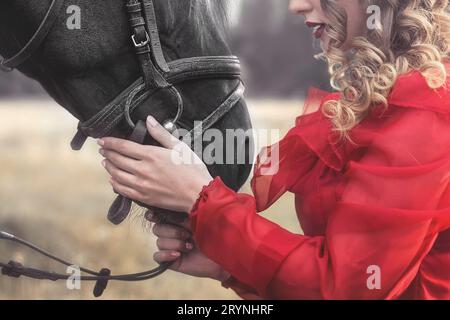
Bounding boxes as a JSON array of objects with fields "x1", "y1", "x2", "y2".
[{"x1": 0, "y1": 98, "x2": 303, "y2": 300}]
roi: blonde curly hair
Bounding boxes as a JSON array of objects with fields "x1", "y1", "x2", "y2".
[{"x1": 318, "y1": 0, "x2": 450, "y2": 140}]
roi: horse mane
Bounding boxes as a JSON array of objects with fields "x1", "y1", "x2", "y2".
[{"x1": 165, "y1": 0, "x2": 232, "y2": 45}]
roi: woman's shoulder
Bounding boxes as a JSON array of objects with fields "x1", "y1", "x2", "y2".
[
  {"x1": 352, "y1": 64, "x2": 450, "y2": 167},
  {"x1": 291, "y1": 64, "x2": 450, "y2": 170},
  {"x1": 264, "y1": 63, "x2": 450, "y2": 171},
  {"x1": 386, "y1": 63, "x2": 450, "y2": 115}
]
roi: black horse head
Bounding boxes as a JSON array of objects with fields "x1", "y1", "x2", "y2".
[{"x1": 0, "y1": 0, "x2": 253, "y2": 206}]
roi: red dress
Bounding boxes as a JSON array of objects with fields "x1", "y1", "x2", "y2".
[{"x1": 189, "y1": 66, "x2": 450, "y2": 300}]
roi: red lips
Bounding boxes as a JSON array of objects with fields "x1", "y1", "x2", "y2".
[{"x1": 306, "y1": 21, "x2": 326, "y2": 39}]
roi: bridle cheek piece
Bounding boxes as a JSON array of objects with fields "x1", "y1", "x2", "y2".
[{"x1": 0, "y1": 0, "x2": 245, "y2": 297}]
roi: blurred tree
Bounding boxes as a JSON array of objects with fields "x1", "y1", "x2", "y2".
[{"x1": 230, "y1": 0, "x2": 330, "y2": 98}]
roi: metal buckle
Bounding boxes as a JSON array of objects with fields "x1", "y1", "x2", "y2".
[{"x1": 131, "y1": 32, "x2": 150, "y2": 48}]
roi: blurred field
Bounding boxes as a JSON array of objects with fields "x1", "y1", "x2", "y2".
[{"x1": 0, "y1": 98, "x2": 303, "y2": 300}]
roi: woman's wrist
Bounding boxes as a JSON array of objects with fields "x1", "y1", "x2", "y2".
[{"x1": 185, "y1": 176, "x2": 214, "y2": 213}]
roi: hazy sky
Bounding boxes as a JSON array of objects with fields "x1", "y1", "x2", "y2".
[{"x1": 229, "y1": 0, "x2": 292, "y2": 30}]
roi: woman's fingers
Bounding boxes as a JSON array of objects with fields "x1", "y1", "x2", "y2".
[
  {"x1": 156, "y1": 237, "x2": 194, "y2": 252},
  {"x1": 151, "y1": 221, "x2": 194, "y2": 267},
  {"x1": 146, "y1": 116, "x2": 180, "y2": 150},
  {"x1": 109, "y1": 178, "x2": 145, "y2": 202},
  {"x1": 152, "y1": 223, "x2": 191, "y2": 241},
  {"x1": 98, "y1": 137, "x2": 148, "y2": 160},
  {"x1": 103, "y1": 159, "x2": 140, "y2": 189},
  {"x1": 100, "y1": 148, "x2": 141, "y2": 175},
  {"x1": 153, "y1": 250, "x2": 182, "y2": 263}
]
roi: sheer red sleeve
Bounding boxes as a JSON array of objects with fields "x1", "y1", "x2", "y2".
[{"x1": 189, "y1": 77, "x2": 450, "y2": 299}]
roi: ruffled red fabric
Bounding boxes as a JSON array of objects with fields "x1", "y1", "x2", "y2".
[
  {"x1": 190, "y1": 178, "x2": 217, "y2": 213},
  {"x1": 250, "y1": 87, "x2": 344, "y2": 212},
  {"x1": 190, "y1": 65, "x2": 450, "y2": 299}
]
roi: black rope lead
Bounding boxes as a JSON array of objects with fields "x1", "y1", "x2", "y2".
[{"x1": 0, "y1": 230, "x2": 173, "y2": 297}]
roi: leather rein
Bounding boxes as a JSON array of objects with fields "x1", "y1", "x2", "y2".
[{"x1": 0, "y1": 0, "x2": 245, "y2": 297}]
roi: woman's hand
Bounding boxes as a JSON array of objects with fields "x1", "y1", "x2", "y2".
[
  {"x1": 98, "y1": 116, "x2": 213, "y2": 213},
  {"x1": 146, "y1": 211, "x2": 231, "y2": 282}
]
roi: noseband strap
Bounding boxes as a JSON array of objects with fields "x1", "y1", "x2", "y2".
[{"x1": 70, "y1": 56, "x2": 243, "y2": 150}]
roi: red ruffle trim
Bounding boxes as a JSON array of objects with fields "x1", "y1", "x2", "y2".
[{"x1": 189, "y1": 177, "x2": 221, "y2": 216}]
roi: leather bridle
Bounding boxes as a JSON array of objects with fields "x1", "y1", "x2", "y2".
[{"x1": 0, "y1": 0, "x2": 245, "y2": 297}]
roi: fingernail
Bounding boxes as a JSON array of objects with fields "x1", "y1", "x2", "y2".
[
  {"x1": 171, "y1": 251, "x2": 180, "y2": 257},
  {"x1": 186, "y1": 242, "x2": 193, "y2": 250},
  {"x1": 147, "y1": 116, "x2": 158, "y2": 127},
  {"x1": 97, "y1": 139, "x2": 105, "y2": 146},
  {"x1": 99, "y1": 149, "x2": 105, "y2": 156},
  {"x1": 101, "y1": 160, "x2": 106, "y2": 167}
]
